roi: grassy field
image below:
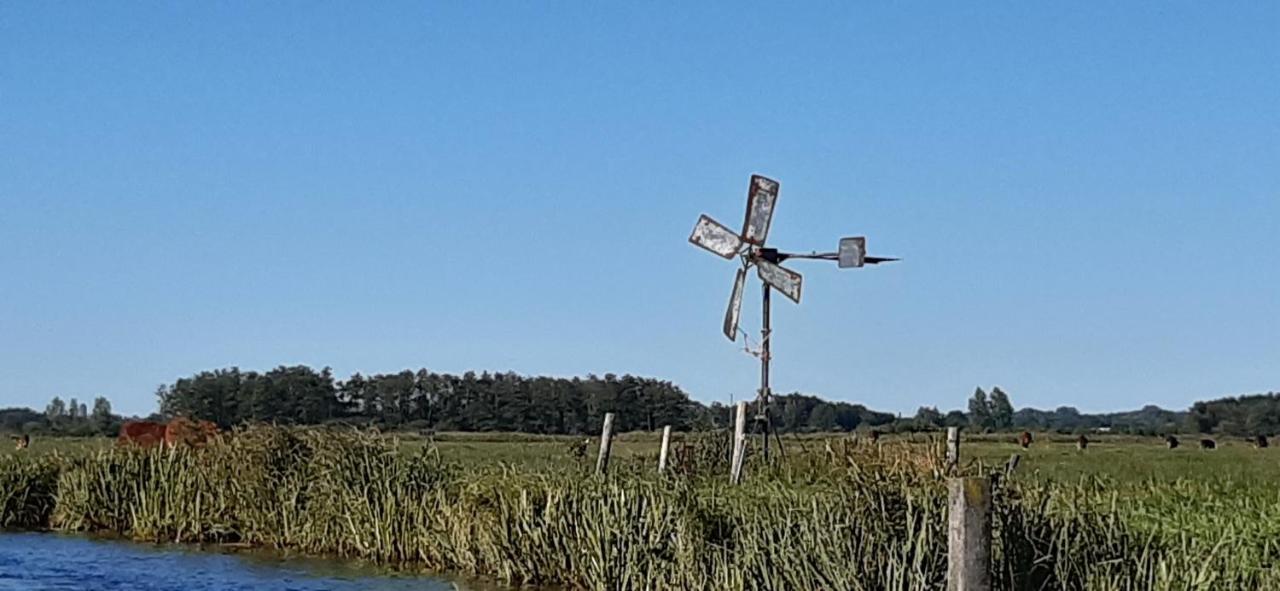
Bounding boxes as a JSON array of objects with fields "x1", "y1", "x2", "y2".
[
  {"x1": 2, "y1": 428, "x2": 1278, "y2": 590},
  {"x1": 8, "y1": 429, "x2": 1271, "y2": 483}
]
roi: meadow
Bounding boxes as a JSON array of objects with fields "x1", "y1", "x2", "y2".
[{"x1": 2, "y1": 428, "x2": 1279, "y2": 590}]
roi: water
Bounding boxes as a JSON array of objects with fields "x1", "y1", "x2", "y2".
[{"x1": 0, "y1": 532, "x2": 494, "y2": 591}]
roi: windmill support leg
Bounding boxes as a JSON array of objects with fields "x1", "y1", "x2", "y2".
[{"x1": 759, "y1": 286, "x2": 772, "y2": 459}]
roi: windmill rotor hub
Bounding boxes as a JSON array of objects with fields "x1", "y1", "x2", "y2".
[{"x1": 757, "y1": 247, "x2": 782, "y2": 264}]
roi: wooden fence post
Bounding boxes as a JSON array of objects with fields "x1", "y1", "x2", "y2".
[
  {"x1": 596, "y1": 413, "x2": 615, "y2": 474},
  {"x1": 946, "y1": 426, "x2": 961, "y2": 471},
  {"x1": 1005, "y1": 453, "x2": 1021, "y2": 476},
  {"x1": 947, "y1": 477, "x2": 992, "y2": 591},
  {"x1": 658, "y1": 425, "x2": 672, "y2": 473},
  {"x1": 730, "y1": 401, "x2": 748, "y2": 484}
]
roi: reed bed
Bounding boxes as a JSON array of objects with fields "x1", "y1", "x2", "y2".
[{"x1": 1, "y1": 426, "x2": 1277, "y2": 590}]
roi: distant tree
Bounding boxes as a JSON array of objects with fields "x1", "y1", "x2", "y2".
[
  {"x1": 944, "y1": 410, "x2": 969, "y2": 427},
  {"x1": 988, "y1": 388, "x2": 1014, "y2": 430},
  {"x1": 914, "y1": 406, "x2": 943, "y2": 429},
  {"x1": 967, "y1": 388, "x2": 992, "y2": 430},
  {"x1": 811, "y1": 403, "x2": 837, "y2": 431},
  {"x1": 91, "y1": 397, "x2": 112, "y2": 419},
  {"x1": 45, "y1": 397, "x2": 67, "y2": 422},
  {"x1": 781, "y1": 397, "x2": 804, "y2": 431},
  {"x1": 91, "y1": 397, "x2": 115, "y2": 434}
]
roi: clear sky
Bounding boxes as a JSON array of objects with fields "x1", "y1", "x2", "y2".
[{"x1": 2, "y1": 3, "x2": 1277, "y2": 417}]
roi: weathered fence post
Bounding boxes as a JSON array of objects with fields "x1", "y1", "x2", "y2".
[
  {"x1": 946, "y1": 426, "x2": 961, "y2": 471},
  {"x1": 1005, "y1": 453, "x2": 1021, "y2": 476},
  {"x1": 596, "y1": 412, "x2": 615, "y2": 474},
  {"x1": 947, "y1": 477, "x2": 992, "y2": 591},
  {"x1": 658, "y1": 425, "x2": 672, "y2": 473},
  {"x1": 730, "y1": 401, "x2": 748, "y2": 484}
]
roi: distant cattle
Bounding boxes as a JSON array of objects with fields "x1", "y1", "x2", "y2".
[
  {"x1": 12, "y1": 434, "x2": 29, "y2": 450},
  {"x1": 1165, "y1": 435, "x2": 1179, "y2": 449},
  {"x1": 1018, "y1": 431, "x2": 1033, "y2": 449},
  {"x1": 164, "y1": 417, "x2": 219, "y2": 448},
  {"x1": 118, "y1": 419, "x2": 218, "y2": 448},
  {"x1": 566, "y1": 438, "x2": 588, "y2": 459},
  {"x1": 1255, "y1": 435, "x2": 1269, "y2": 449},
  {"x1": 1076, "y1": 435, "x2": 1089, "y2": 450},
  {"x1": 118, "y1": 421, "x2": 168, "y2": 447},
  {"x1": 868, "y1": 430, "x2": 882, "y2": 444},
  {"x1": 1199, "y1": 438, "x2": 1216, "y2": 450}
]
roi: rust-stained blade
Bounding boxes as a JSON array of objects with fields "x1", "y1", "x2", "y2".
[
  {"x1": 689, "y1": 214, "x2": 744, "y2": 259},
  {"x1": 741, "y1": 175, "x2": 779, "y2": 245},
  {"x1": 723, "y1": 267, "x2": 747, "y2": 341},
  {"x1": 838, "y1": 237, "x2": 866, "y2": 268},
  {"x1": 756, "y1": 258, "x2": 802, "y2": 303}
]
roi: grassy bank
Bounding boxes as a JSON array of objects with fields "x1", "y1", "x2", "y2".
[{"x1": 1, "y1": 427, "x2": 1277, "y2": 590}]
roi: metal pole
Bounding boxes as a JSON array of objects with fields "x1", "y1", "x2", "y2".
[{"x1": 760, "y1": 285, "x2": 772, "y2": 459}]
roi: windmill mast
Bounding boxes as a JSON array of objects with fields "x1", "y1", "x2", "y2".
[
  {"x1": 689, "y1": 174, "x2": 897, "y2": 469},
  {"x1": 759, "y1": 285, "x2": 772, "y2": 457}
]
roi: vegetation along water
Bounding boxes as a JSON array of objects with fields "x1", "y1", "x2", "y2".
[{"x1": 3, "y1": 426, "x2": 1279, "y2": 590}]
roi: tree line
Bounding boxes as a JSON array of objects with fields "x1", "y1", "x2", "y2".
[
  {"x1": 154, "y1": 366, "x2": 702, "y2": 434},
  {"x1": 1186, "y1": 393, "x2": 1280, "y2": 436},
  {"x1": 0, "y1": 396, "x2": 124, "y2": 437},
  {"x1": 3, "y1": 365, "x2": 1276, "y2": 437}
]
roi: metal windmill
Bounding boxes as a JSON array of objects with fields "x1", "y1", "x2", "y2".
[{"x1": 688, "y1": 174, "x2": 897, "y2": 457}]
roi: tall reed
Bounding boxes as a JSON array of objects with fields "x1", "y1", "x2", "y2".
[{"x1": 3, "y1": 426, "x2": 1278, "y2": 590}]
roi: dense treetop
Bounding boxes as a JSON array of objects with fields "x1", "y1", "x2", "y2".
[{"x1": 2, "y1": 365, "x2": 1276, "y2": 437}]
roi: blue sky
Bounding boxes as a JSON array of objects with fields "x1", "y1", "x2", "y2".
[{"x1": 2, "y1": 3, "x2": 1276, "y2": 417}]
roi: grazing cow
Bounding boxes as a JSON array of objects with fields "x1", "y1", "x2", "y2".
[
  {"x1": 1018, "y1": 431, "x2": 1033, "y2": 449},
  {"x1": 163, "y1": 417, "x2": 219, "y2": 448},
  {"x1": 12, "y1": 434, "x2": 30, "y2": 450},
  {"x1": 1199, "y1": 438, "x2": 1216, "y2": 450},
  {"x1": 1255, "y1": 435, "x2": 1269, "y2": 449},
  {"x1": 566, "y1": 438, "x2": 588, "y2": 459},
  {"x1": 868, "y1": 430, "x2": 882, "y2": 444},
  {"x1": 1076, "y1": 435, "x2": 1089, "y2": 450},
  {"x1": 118, "y1": 421, "x2": 169, "y2": 447},
  {"x1": 1165, "y1": 435, "x2": 1179, "y2": 449}
]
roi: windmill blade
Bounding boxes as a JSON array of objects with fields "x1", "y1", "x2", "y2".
[
  {"x1": 838, "y1": 236, "x2": 866, "y2": 268},
  {"x1": 689, "y1": 215, "x2": 744, "y2": 259},
  {"x1": 756, "y1": 258, "x2": 802, "y2": 303},
  {"x1": 723, "y1": 267, "x2": 747, "y2": 341},
  {"x1": 741, "y1": 175, "x2": 779, "y2": 245}
]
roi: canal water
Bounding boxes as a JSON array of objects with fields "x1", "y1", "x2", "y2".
[{"x1": 0, "y1": 532, "x2": 496, "y2": 590}]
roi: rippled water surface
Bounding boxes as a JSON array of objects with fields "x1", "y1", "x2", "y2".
[{"x1": 0, "y1": 532, "x2": 487, "y2": 591}]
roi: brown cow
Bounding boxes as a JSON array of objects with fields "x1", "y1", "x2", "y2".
[
  {"x1": 12, "y1": 434, "x2": 30, "y2": 450},
  {"x1": 1018, "y1": 431, "x2": 1033, "y2": 449},
  {"x1": 118, "y1": 421, "x2": 168, "y2": 447},
  {"x1": 164, "y1": 417, "x2": 219, "y2": 448},
  {"x1": 1199, "y1": 438, "x2": 1216, "y2": 450},
  {"x1": 1165, "y1": 435, "x2": 1179, "y2": 449},
  {"x1": 1076, "y1": 435, "x2": 1089, "y2": 450},
  {"x1": 1255, "y1": 435, "x2": 1269, "y2": 449}
]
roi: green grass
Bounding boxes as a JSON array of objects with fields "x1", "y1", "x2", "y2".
[{"x1": 3, "y1": 429, "x2": 1279, "y2": 589}]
